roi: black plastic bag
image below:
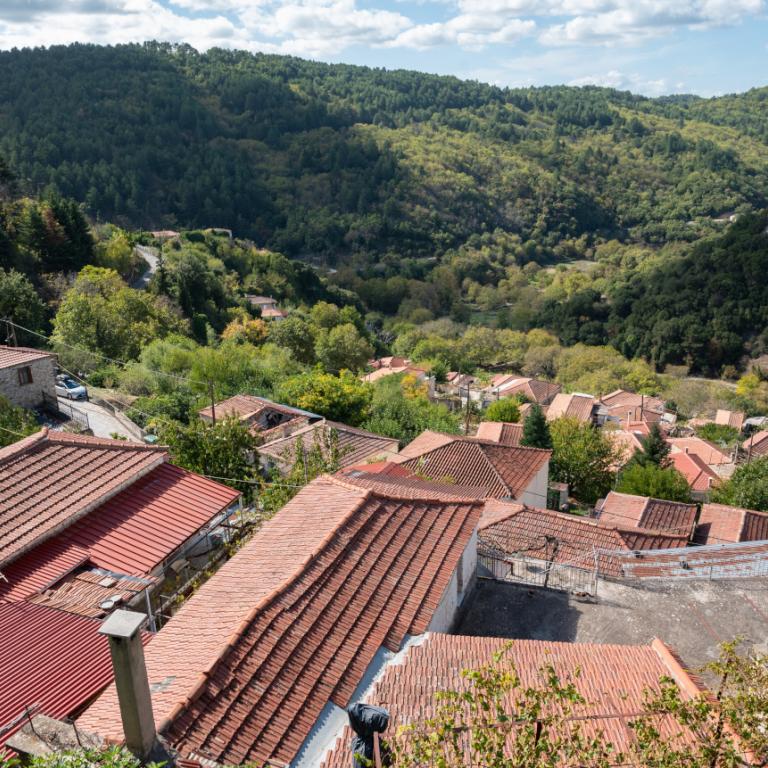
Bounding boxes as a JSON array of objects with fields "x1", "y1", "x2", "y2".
[{"x1": 348, "y1": 703, "x2": 390, "y2": 768}]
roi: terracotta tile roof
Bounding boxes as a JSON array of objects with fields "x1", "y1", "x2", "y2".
[
  {"x1": 489, "y1": 376, "x2": 561, "y2": 404},
  {"x1": 0, "y1": 601, "x2": 128, "y2": 751},
  {"x1": 478, "y1": 501, "x2": 687, "y2": 578},
  {"x1": 398, "y1": 434, "x2": 550, "y2": 501},
  {"x1": 669, "y1": 452, "x2": 720, "y2": 492},
  {"x1": 260, "y1": 306, "x2": 288, "y2": 319},
  {"x1": 27, "y1": 568, "x2": 156, "y2": 619},
  {"x1": 475, "y1": 421, "x2": 523, "y2": 446},
  {"x1": 197, "y1": 394, "x2": 314, "y2": 426},
  {"x1": 338, "y1": 468, "x2": 488, "y2": 501},
  {"x1": 614, "y1": 539, "x2": 768, "y2": 579},
  {"x1": 320, "y1": 633, "x2": 702, "y2": 768},
  {"x1": 743, "y1": 430, "x2": 768, "y2": 458},
  {"x1": 396, "y1": 430, "x2": 458, "y2": 460},
  {"x1": 596, "y1": 492, "x2": 698, "y2": 538},
  {"x1": 0, "y1": 345, "x2": 55, "y2": 369},
  {"x1": 600, "y1": 389, "x2": 665, "y2": 414},
  {"x1": 715, "y1": 409, "x2": 745, "y2": 431},
  {"x1": 259, "y1": 419, "x2": 399, "y2": 469},
  {"x1": 545, "y1": 393, "x2": 596, "y2": 422},
  {"x1": 668, "y1": 437, "x2": 732, "y2": 465},
  {"x1": 0, "y1": 430, "x2": 166, "y2": 569},
  {"x1": 695, "y1": 503, "x2": 768, "y2": 545},
  {"x1": 78, "y1": 476, "x2": 482, "y2": 766},
  {"x1": 0, "y1": 462, "x2": 240, "y2": 599}
]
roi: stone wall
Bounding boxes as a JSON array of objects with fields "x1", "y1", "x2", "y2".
[{"x1": 0, "y1": 356, "x2": 56, "y2": 409}]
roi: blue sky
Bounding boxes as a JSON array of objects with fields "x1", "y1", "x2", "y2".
[{"x1": 1, "y1": 0, "x2": 766, "y2": 96}]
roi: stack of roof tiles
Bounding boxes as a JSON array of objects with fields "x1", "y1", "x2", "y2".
[
  {"x1": 259, "y1": 419, "x2": 399, "y2": 469},
  {"x1": 79, "y1": 476, "x2": 482, "y2": 767},
  {"x1": 320, "y1": 633, "x2": 702, "y2": 768},
  {"x1": 395, "y1": 431, "x2": 550, "y2": 501},
  {"x1": 478, "y1": 501, "x2": 688, "y2": 578},
  {"x1": 596, "y1": 492, "x2": 698, "y2": 539},
  {"x1": 695, "y1": 503, "x2": 768, "y2": 545}
]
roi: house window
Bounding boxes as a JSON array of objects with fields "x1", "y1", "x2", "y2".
[{"x1": 17, "y1": 366, "x2": 33, "y2": 386}]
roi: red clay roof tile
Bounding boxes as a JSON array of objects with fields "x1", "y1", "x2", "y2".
[
  {"x1": 476, "y1": 421, "x2": 523, "y2": 446},
  {"x1": 0, "y1": 345, "x2": 55, "y2": 369},
  {"x1": 78, "y1": 476, "x2": 481, "y2": 766},
  {"x1": 479, "y1": 501, "x2": 687, "y2": 578},
  {"x1": 695, "y1": 503, "x2": 768, "y2": 545},
  {"x1": 320, "y1": 633, "x2": 701, "y2": 768},
  {"x1": 398, "y1": 433, "x2": 550, "y2": 500},
  {"x1": 597, "y1": 492, "x2": 697, "y2": 538}
]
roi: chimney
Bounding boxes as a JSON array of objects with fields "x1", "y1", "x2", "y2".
[{"x1": 99, "y1": 610, "x2": 157, "y2": 761}]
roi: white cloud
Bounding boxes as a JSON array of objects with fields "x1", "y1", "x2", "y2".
[
  {"x1": 569, "y1": 68, "x2": 668, "y2": 94},
  {"x1": 0, "y1": 0, "x2": 763, "y2": 61},
  {"x1": 539, "y1": 0, "x2": 765, "y2": 46},
  {"x1": 391, "y1": 14, "x2": 535, "y2": 50}
]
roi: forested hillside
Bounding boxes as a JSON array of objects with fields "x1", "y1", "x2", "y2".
[{"x1": 2, "y1": 43, "x2": 768, "y2": 269}]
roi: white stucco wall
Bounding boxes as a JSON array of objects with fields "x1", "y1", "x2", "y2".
[
  {"x1": 427, "y1": 528, "x2": 478, "y2": 634},
  {"x1": 520, "y1": 460, "x2": 550, "y2": 509}
]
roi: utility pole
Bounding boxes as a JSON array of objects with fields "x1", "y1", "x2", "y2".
[{"x1": 208, "y1": 381, "x2": 216, "y2": 425}]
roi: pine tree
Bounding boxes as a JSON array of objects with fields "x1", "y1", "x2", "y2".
[
  {"x1": 634, "y1": 423, "x2": 671, "y2": 468},
  {"x1": 520, "y1": 404, "x2": 552, "y2": 450}
]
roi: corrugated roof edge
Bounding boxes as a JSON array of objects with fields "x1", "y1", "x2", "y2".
[
  {"x1": 155, "y1": 476, "x2": 374, "y2": 734},
  {"x1": 0, "y1": 430, "x2": 168, "y2": 569}
]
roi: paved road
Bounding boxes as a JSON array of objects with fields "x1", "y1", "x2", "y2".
[
  {"x1": 131, "y1": 245, "x2": 159, "y2": 290},
  {"x1": 58, "y1": 397, "x2": 143, "y2": 442}
]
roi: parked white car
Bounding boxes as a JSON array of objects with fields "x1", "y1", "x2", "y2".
[{"x1": 55, "y1": 375, "x2": 88, "y2": 400}]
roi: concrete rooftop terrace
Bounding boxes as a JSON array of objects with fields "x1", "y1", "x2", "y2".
[{"x1": 456, "y1": 577, "x2": 768, "y2": 674}]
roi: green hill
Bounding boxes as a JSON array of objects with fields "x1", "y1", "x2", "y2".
[{"x1": 1, "y1": 42, "x2": 767, "y2": 269}]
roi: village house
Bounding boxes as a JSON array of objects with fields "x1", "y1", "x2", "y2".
[
  {"x1": 484, "y1": 374, "x2": 561, "y2": 405},
  {"x1": 395, "y1": 430, "x2": 551, "y2": 506},
  {"x1": 694, "y1": 503, "x2": 768, "y2": 545},
  {"x1": 245, "y1": 295, "x2": 288, "y2": 321},
  {"x1": 545, "y1": 392, "x2": 597, "y2": 423},
  {"x1": 715, "y1": 408, "x2": 745, "y2": 431},
  {"x1": 743, "y1": 429, "x2": 768, "y2": 459},
  {"x1": 595, "y1": 491, "x2": 698, "y2": 541},
  {"x1": 599, "y1": 389, "x2": 668, "y2": 426},
  {"x1": 669, "y1": 450, "x2": 721, "y2": 500},
  {"x1": 0, "y1": 430, "x2": 241, "y2": 752},
  {"x1": 477, "y1": 499, "x2": 689, "y2": 584},
  {"x1": 198, "y1": 394, "x2": 318, "y2": 433},
  {"x1": 667, "y1": 436, "x2": 734, "y2": 468},
  {"x1": 77, "y1": 475, "x2": 482, "y2": 767},
  {"x1": 362, "y1": 357, "x2": 430, "y2": 388},
  {"x1": 475, "y1": 420, "x2": 524, "y2": 446},
  {"x1": 259, "y1": 418, "x2": 400, "y2": 472},
  {"x1": 0, "y1": 345, "x2": 57, "y2": 409}
]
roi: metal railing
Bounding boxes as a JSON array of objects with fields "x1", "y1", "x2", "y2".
[
  {"x1": 478, "y1": 551, "x2": 598, "y2": 596},
  {"x1": 41, "y1": 392, "x2": 90, "y2": 430}
]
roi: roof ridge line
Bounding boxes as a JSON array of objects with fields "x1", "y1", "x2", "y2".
[
  {"x1": 650, "y1": 638, "x2": 706, "y2": 698},
  {"x1": 156, "y1": 477, "x2": 372, "y2": 734},
  {"x1": 0, "y1": 427, "x2": 49, "y2": 464},
  {"x1": 476, "y1": 442, "x2": 514, "y2": 497}
]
